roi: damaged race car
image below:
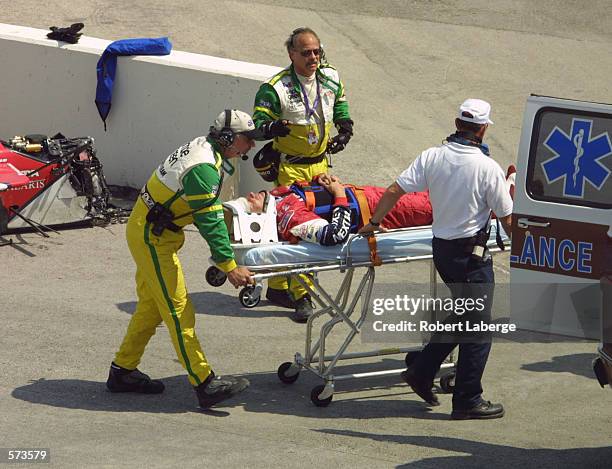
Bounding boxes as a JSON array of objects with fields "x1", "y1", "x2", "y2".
[{"x1": 0, "y1": 133, "x2": 123, "y2": 235}]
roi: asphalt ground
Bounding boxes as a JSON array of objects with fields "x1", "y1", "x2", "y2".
[
  {"x1": 1, "y1": 1, "x2": 611, "y2": 468},
  {"x1": 1, "y1": 223, "x2": 610, "y2": 468}
]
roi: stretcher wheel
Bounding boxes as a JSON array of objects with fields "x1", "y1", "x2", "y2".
[
  {"x1": 310, "y1": 385, "x2": 333, "y2": 407},
  {"x1": 277, "y1": 362, "x2": 300, "y2": 384},
  {"x1": 439, "y1": 373, "x2": 455, "y2": 393},
  {"x1": 239, "y1": 286, "x2": 261, "y2": 308},
  {"x1": 205, "y1": 266, "x2": 227, "y2": 287},
  {"x1": 405, "y1": 351, "x2": 420, "y2": 368}
]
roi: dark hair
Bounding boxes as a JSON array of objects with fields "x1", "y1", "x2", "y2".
[
  {"x1": 285, "y1": 27, "x2": 320, "y2": 53},
  {"x1": 456, "y1": 118, "x2": 486, "y2": 133}
]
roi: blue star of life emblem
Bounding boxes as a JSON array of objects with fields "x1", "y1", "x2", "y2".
[{"x1": 542, "y1": 118, "x2": 612, "y2": 198}]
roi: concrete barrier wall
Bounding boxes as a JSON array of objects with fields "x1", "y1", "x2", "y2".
[{"x1": 0, "y1": 23, "x2": 280, "y2": 196}]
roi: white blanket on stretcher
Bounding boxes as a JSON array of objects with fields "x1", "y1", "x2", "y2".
[{"x1": 233, "y1": 224, "x2": 509, "y2": 268}]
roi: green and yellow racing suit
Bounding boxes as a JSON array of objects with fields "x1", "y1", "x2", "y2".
[
  {"x1": 114, "y1": 137, "x2": 233, "y2": 386},
  {"x1": 254, "y1": 64, "x2": 351, "y2": 297},
  {"x1": 253, "y1": 63, "x2": 351, "y2": 186}
]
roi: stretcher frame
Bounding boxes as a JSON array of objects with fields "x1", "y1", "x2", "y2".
[{"x1": 229, "y1": 226, "x2": 511, "y2": 406}]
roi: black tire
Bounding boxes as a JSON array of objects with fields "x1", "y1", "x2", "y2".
[
  {"x1": 405, "y1": 351, "x2": 420, "y2": 368},
  {"x1": 239, "y1": 286, "x2": 261, "y2": 308},
  {"x1": 310, "y1": 385, "x2": 333, "y2": 407},
  {"x1": 439, "y1": 373, "x2": 455, "y2": 393},
  {"x1": 277, "y1": 362, "x2": 300, "y2": 384},
  {"x1": 205, "y1": 266, "x2": 227, "y2": 287}
]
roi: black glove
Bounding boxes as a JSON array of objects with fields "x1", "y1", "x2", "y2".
[
  {"x1": 261, "y1": 120, "x2": 291, "y2": 139},
  {"x1": 47, "y1": 23, "x2": 84, "y2": 44},
  {"x1": 327, "y1": 119, "x2": 353, "y2": 154}
]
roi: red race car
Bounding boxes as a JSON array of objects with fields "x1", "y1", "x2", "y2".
[{"x1": 0, "y1": 133, "x2": 111, "y2": 234}]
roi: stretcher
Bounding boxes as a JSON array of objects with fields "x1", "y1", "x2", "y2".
[{"x1": 206, "y1": 202, "x2": 510, "y2": 406}]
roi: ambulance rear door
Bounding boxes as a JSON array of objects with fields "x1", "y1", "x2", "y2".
[{"x1": 510, "y1": 95, "x2": 612, "y2": 339}]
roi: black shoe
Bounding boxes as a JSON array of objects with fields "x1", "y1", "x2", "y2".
[
  {"x1": 451, "y1": 400, "x2": 505, "y2": 420},
  {"x1": 290, "y1": 296, "x2": 314, "y2": 323},
  {"x1": 106, "y1": 362, "x2": 165, "y2": 394},
  {"x1": 266, "y1": 288, "x2": 296, "y2": 309},
  {"x1": 195, "y1": 372, "x2": 249, "y2": 409},
  {"x1": 401, "y1": 367, "x2": 440, "y2": 406}
]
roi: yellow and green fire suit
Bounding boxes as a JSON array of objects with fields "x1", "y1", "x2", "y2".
[
  {"x1": 253, "y1": 63, "x2": 351, "y2": 186},
  {"x1": 254, "y1": 63, "x2": 351, "y2": 297},
  {"x1": 113, "y1": 137, "x2": 234, "y2": 386}
]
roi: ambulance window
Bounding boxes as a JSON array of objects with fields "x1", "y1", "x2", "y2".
[{"x1": 527, "y1": 108, "x2": 612, "y2": 209}]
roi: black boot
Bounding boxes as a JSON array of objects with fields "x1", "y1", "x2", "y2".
[
  {"x1": 290, "y1": 296, "x2": 314, "y2": 323},
  {"x1": 266, "y1": 287, "x2": 296, "y2": 309},
  {"x1": 195, "y1": 372, "x2": 249, "y2": 409},
  {"x1": 451, "y1": 400, "x2": 505, "y2": 420},
  {"x1": 106, "y1": 362, "x2": 165, "y2": 394},
  {"x1": 401, "y1": 366, "x2": 440, "y2": 406}
]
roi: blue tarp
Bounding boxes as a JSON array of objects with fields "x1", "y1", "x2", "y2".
[{"x1": 95, "y1": 37, "x2": 172, "y2": 130}]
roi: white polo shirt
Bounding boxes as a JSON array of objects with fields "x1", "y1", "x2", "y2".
[{"x1": 396, "y1": 142, "x2": 513, "y2": 240}]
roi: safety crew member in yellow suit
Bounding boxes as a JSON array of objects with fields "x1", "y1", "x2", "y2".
[
  {"x1": 106, "y1": 110, "x2": 257, "y2": 409},
  {"x1": 252, "y1": 27, "x2": 354, "y2": 322}
]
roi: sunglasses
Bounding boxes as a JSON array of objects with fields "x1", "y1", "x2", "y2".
[{"x1": 295, "y1": 48, "x2": 321, "y2": 58}]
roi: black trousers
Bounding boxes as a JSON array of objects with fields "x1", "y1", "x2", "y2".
[{"x1": 412, "y1": 236, "x2": 495, "y2": 410}]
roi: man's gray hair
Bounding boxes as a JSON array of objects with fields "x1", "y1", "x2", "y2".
[{"x1": 285, "y1": 27, "x2": 320, "y2": 53}]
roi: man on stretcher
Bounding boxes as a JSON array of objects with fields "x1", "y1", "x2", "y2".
[
  {"x1": 227, "y1": 169, "x2": 513, "y2": 322},
  {"x1": 224, "y1": 174, "x2": 431, "y2": 322},
  {"x1": 236, "y1": 173, "x2": 433, "y2": 245}
]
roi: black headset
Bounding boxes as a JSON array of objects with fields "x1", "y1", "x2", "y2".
[{"x1": 209, "y1": 109, "x2": 235, "y2": 147}]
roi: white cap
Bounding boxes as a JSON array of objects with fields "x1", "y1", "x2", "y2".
[
  {"x1": 458, "y1": 99, "x2": 494, "y2": 125},
  {"x1": 212, "y1": 109, "x2": 261, "y2": 139}
]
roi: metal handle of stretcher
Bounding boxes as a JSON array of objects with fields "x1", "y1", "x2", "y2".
[
  {"x1": 248, "y1": 233, "x2": 510, "y2": 283},
  {"x1": 345, "y1": 226, "x2": 431, "y2": 264},
  {"x1": 249, "y1": 253, "x2": 436, "y2": 282},
  {"x1": 248, "y1": 226, "x2": 436, "y2": 280}
]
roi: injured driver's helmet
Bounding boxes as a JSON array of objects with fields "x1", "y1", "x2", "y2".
[{"x1": 253, "y1": 142, "x2": 280, "y2": 182}]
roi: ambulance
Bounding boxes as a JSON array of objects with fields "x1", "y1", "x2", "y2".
[{"x1": 510, "y1": 95, "x2": 611, "y2": 387}]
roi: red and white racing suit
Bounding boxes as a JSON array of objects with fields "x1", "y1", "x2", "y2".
[{"x1": 273, "y1": 185, "x2": 432, "y2": 245}]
